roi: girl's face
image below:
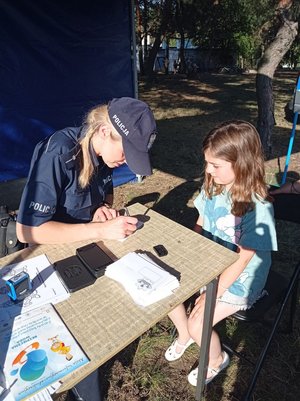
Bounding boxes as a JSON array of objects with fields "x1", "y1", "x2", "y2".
[
  {"x1": 204, "y1": 149, "x2": 235, "y2": 190},
  {"x1": 92, "y1": 128, "x2": 126, "y2": 168}
]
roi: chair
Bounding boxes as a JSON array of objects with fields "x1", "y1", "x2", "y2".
[
  {"x1": 222, "y1": 259, "x2": 300, "y2": 400},
  {"x1": 170, "y1": 198, "x2": 299, "y2": 399}
]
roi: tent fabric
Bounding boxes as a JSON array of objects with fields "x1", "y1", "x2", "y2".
[
  {"x1": 112, "y1": 164, "x2": 139, "y2": 187},
  {"x1": 0, "y1": 0, "x2": 135, "y2": 183}
]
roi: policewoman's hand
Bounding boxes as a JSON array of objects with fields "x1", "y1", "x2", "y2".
[
  {"x1": 92, "y1": 215, "x2": 138, "y2": 240},
  {"x1": 92, "y1": 205, "x2": 118, "y2": 222}
]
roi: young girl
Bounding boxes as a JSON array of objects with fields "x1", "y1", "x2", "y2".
[{"x1": 164, "y1": 120, "x2": 277, "y2": 386}]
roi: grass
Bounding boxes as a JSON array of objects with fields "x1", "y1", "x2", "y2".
[{"x1": 105, "y1": 71, "x2": 300, "y2": 401}]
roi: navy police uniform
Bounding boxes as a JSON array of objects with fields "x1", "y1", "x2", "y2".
[
  {"x1": 18, "y1": 127, "x2": 109, "y2": 401},
  {"x1": 18, "y1": 127, "x2": 113, "y2": 226}
]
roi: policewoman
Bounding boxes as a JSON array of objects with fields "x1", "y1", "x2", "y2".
[
  {"x1": 17, "y1": 97, "x2": 157, "y2": 244},
  {"x1": 16, "y1": 97, "x2": 157, "y2": 401}
]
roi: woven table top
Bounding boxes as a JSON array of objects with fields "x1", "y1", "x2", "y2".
[{"x1": 0, "y1": 203, "x2": 238, "y2": 391}]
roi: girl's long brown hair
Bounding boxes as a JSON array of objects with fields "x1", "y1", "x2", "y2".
[{"x1": 202, "y1": 120, "x2": 271, "y2": 216}]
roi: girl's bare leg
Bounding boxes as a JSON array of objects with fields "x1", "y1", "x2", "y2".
[
  {"x1": 188, "y1": 302, "x2": 241, "y2": 373},
  {"x1": 168, "y1": 303, "x2": 192, "y2": 352}
]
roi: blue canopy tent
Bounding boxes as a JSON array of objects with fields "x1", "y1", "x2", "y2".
[{"x1": 0, "y1": 0, "x2": 138, "y2": 187}]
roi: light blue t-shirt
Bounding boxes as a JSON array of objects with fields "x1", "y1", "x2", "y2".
[{"x1": 194, "y1": 189, "x2": 278, "y2": 305}]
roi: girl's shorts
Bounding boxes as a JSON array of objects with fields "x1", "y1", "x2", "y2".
[
  {"x1": 200, "y1": 286, "x2": 267, "y2": 311},
  {"x1": 217, "y1": 289, "x2": 267, "y2": 311}
]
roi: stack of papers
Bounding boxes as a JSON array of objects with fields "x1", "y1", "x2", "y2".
[
  {"x1": 105, "y1": 252, "x2": 179, "y2": 306},
  {"x1": 0, "y1": 254, "x2": 70, "y2": 321}
]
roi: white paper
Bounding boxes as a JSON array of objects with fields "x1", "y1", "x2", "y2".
[{"x1": 105, "y1": 252, "x2": 179, "y2": 306}]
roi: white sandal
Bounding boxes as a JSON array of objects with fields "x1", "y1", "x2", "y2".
[
  {"x1": 187, "y1": 351, "x2": 230, "y2": 386},
  {"x1": 164, "y1": 338, "x2": 195, "y2": 361}
]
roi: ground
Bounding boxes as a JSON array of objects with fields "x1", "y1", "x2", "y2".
[{"x1": 56, "y1": 71, "x2": 300, "y2": 401}]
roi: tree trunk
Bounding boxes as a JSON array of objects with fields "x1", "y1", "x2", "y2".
[
  {"x1": 135, "y1": 0, "x2": 144, "y2": 75},
  {"x1": 256, "y1": 74, "x2": 275, "y2": 157},
  {"x1": 138, "y1": 47, "x2": 144, "y2": 75},
  {"x1": 179, "y1": 29, "x2": 186, "y2": 73},
  {"x1": 144, "y1": 34, "x2": 163, "y2": 79},
  {"x1": 144, "y1": 0, "x2": 173, "y2": 81},
  {"x1": 256, "y1": 17, "x2": 298, "y2": 157}
]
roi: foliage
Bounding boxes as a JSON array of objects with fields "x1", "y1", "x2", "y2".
[
  {"x1": 135, "y1": 0, "x2": 284, "y2": 74},
  {"x1": 256, "y1": 1, "x2": 300, "y2": 155},
  {"x1": 233, "y1": 33, "x2": 260, "y2": 67},
  {"x1": 191, "y1": 0, "x2": 274, "y2": 50},
  {"x1": 282, "y1": 35, "x2": 300, "y2": 68}
]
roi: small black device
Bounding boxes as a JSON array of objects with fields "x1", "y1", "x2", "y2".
[
  {"x1": 153, "y1": 244, "x2": 168, "y2": 257},
  {"x1": 76, "y1": 242, "x2": 113, "y2": 278},
  {"x1": 54, "y1": 255, "x2": 96, "y2": 293},
  {"x1": 6, "y1": 271, "x2": 32, "y2": 301}
]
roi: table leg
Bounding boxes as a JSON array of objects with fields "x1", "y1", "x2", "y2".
[{"x1": 195, "y1": 278, "x2": 218, "y2": 401}]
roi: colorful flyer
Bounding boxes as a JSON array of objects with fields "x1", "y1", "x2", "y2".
[{"x1": 0, "y1": 304, "x2": 89, "y2": 401}]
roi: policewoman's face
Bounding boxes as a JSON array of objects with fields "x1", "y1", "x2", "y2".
[{"x1": 92, "y1": 126, "x2": 126, "y2": 168}]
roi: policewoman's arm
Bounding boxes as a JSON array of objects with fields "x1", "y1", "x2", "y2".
[{"x1": 16, "y1": 215, "x2": 138, "y2": 244}]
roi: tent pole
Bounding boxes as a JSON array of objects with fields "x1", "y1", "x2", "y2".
[{"x1": 281, "y1": 111, "x2": 298, "y2": 185}]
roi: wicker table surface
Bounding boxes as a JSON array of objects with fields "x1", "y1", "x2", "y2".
[{"x1": 0, "y1": 203, "x2": 238, "y2": 392}]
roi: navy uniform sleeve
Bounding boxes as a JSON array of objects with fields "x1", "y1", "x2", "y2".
[
  {"x1": 17, "y1": 140, "x2": 66, "y2": 227},
  {"x1": 106, "y1": 171, "x2": 113, "y2": 196}
]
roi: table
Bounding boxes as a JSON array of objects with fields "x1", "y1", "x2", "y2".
[{"x1": 0, "y1": 203, "x2": 238, "y2": 400}]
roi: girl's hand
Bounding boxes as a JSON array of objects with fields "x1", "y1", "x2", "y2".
[
  {"x1": 92, "y1": 216, "x2": 138, "y2": 240},
  {"x1": 92, "y1": 205, "x2": 118, "y2": 222},
  {"x1": 189, "y1": 293, "x2": 206, "y2": 320}
]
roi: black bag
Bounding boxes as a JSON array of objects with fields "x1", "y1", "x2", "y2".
[{"x1": 0, "y1": 205, "x2": 27, "y2": 258}]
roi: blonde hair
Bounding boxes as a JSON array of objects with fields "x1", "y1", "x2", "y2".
[
  {"x1": 78, "y1": 105, "x2": 120, "y2": 188},
  {"x1": 202, "y1": 120, "x2": 271, "y2": 216}
]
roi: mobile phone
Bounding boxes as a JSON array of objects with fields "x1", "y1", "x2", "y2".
[{"x1": 76, "y1": 243, "x2": 113, "y2": 278}]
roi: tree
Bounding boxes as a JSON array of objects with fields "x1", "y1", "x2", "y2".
[
  {"x1": 256, "y1": 0, "x2": 299, "y2": 156},
  {"x1": 174, "y1": 0, "x2": 199, "y2": 74},
  {"x1": 136, "y1": 0, "x2": 145, "y2": 75},
  {"x1": 143, "y1": 0, "x2": 175, "y2": 79},
  {"x1": 137, "y1": 0, "x2": 199, "y2": 79},
  {"x1": 282, "y1": 37, "x2": 300, "y2": 68},
  {"x1": 190, "y1": 0, "x2": 273, "y2": 72}
]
